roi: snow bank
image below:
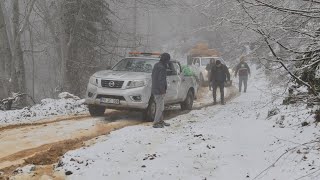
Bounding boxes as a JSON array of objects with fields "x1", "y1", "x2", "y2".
[
  {"x1": 267, "y1": 102, "x2": 315, "y2": 128},
  {"x1": 0, "y1": 93, "x2": 87, "y2": 126},
  {"x1": 58, "y1": 92, "x2": 81, "y2": 100}
]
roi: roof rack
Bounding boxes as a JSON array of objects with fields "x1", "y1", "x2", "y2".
[{"x1": 129, "y1": 52, "x2": 161, "y2": 57}]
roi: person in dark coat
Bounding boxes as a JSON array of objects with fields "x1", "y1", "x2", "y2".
[
  {"x1": 206, "y1": 59, "x2": 215, "y2": 91},
  {"x1": 211, "y1": 60, "x2": 230, "y2": 105},
  {"x1": 235, "y1": 56, "x2": 251, "y2": 93},
  {"x1": 151, "y1": 53, "x2": 171, "y2": 128}
]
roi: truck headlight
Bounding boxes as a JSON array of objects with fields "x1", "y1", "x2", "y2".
[
  {"x1": 89, "y1": 76, "x2": 99, "y2": 86},
  {"x1": 126, "y1": 80, "x2": 146, "y2": 89}
]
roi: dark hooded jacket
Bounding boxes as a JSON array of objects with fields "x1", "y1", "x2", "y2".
[
  {"x1": 210, "y1": 64, "x2": 230, "y2": 82},
  {"x1": 152, "y1": 53, "x2": 170, "y2": 95}
]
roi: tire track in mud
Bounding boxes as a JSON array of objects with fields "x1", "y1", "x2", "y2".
[
  {"x1": 0, "y1": 113, "x2": 144, "y2": 179},
  {"x1": 0, "y1": 86, "x2": 239, "y2": 179},
  {"x1": 0, "y1": 115, "x2": 89, "y2": 132},
  {"x1": 0, "y1": 119, "x2": 143, "y2": 179},
  {"x1": 0, "y1": 110, "x2": 137, "y2": 132}
]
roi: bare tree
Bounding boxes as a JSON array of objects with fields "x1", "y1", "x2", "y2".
[
  {"x1": 187, "y1": 0, "x2": 319, "y2": 100},
  {"x1": 0, "y1": 2, "x2": 12, "y2": 98},
  {"x1": 0, "y1": 0, "x2": 36, "y2": 102},
  {"x1": 233, "y1": 0, "x2": 320, "y2": 99}
]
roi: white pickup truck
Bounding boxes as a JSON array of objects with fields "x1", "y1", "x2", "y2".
[{"x1": 85, "y1": 53, "x2": 198, "y2": 121}]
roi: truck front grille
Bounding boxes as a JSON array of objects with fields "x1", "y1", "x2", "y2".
[{"x1": 101, "y1": 80, "x2": 124, "y2": 88}]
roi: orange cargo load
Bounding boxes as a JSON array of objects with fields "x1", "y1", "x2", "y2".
[{"x1": 189, "y1": 42, "x2": 220, "y2": 57}]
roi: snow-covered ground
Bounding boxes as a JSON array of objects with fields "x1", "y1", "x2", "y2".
[
  {"x1": 0, "y1": 92, "x2": 87, "y2": 126},
  {"x1": 56, "y1": 68, "x2": 320, "y2": 179}
]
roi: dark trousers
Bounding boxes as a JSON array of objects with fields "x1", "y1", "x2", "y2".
[
  {"x1": 212, "y1": 81, "x2": 225, "y2": 103},
  {"x1": 239, "y1": 76, "x2": 248, "y2": 92}
]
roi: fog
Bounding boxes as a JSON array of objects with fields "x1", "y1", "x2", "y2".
[{"x1": 0, "y1": 0, "x2": 319, "y2": 104}]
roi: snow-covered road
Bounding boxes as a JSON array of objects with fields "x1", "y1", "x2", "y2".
[
  {"x1": 0, "y1": 85, "x2": 238, "y2": 179},
  {"x1": 55, "y1": 68, "x2": 320, "y2": 180}
]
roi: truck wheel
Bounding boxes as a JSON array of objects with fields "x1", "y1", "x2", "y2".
[
  {"x1": 143, "y1": 97, "x2": 156, "y2": 121},
  {"x1": 181, "y1": 90, "x2": 194, "y2": 111},
  {"x1": 88, "y1": 105, "x2": 106, "y2": 116}
]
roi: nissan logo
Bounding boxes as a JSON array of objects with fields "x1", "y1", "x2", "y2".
[{"x1": 109, "y1": 81, "x2": 115, "y2": 87}]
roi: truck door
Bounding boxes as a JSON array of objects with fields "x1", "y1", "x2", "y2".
[
  {"x1": 174, "y1": 62, "x2": 188, "y2": 100},
  {"x1": 165, "y1": 62, "x2": 180, "y2": 103}
]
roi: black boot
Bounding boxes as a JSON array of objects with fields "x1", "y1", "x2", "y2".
[
  {"x1": 153, "y1": 122, "x2": 164, "y2": 128},
  {"x1": 160, "y1": 120, "x2": 170, "y2": 127},
  {"x1": 221, "y1": 98, "x2": 225, "y2": 105}
]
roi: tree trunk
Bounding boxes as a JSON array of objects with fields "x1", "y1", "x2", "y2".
[
  {"x1": 12, "y1": 0, "x2": 26, "y2": 94},
  {"x1": 0, "y1": 2, "x2": 12, "y2": 98},
  {"x1": 37, "y1": 0, "x2": 67, "y2": 94},
  {"x1": 59, "y1": 2, "x2": 68, "y2": 93}
]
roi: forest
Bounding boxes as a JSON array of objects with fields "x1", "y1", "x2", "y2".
[{"x1": 0, "y1": 0, "x2": 319, "y2": 104}]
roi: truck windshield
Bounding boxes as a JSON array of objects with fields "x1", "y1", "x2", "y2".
[
  {"x1": 201, "y1": 58, "x2": 214, "y2": 66},
  {"x1": 112, "y1": 58, "x2": 158, "y2": 73}
]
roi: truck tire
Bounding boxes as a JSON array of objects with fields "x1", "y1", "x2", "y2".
[
  {"x1": 143, "y1": 97, "x2": 156, "y2": 121},
  {"x1": 181, "y1": 90, "x2": 194, "y2": 111},
  {"x1": 88, "y1": 105, "x2": 106, "y2": 116}
]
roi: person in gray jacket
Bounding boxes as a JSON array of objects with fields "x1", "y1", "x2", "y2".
[
  {"x1": 151, "y1": 53, "x2": 171, "y2": 128},
  {"x1": 235, "y1": 56, "x2": 251, "y2": 93}
]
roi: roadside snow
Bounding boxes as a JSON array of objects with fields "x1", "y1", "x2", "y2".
[
  {"x1": 0, "y1": 92, "x2": 87, "y2": 126},
  {"x1": 57, "y1": 68, "x2": 320, "y2": 180},
  {"x1": 58, "y1": 92, "x2": 81, "y2": 100},
  {"x1": 13, "y1": 165, "x2": 36, "y2": 175}
]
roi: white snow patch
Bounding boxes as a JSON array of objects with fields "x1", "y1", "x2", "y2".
[
  {"x1": 296, "y1": 86, "x2": 309, "y2": 93},
  {"x1": 58, "y1": 92, "x2": 81, "y2": 100},
  {"x1": 0, "y1": 93, "x2": 87, "y2": 126},
  {"x1": 14, "y1": 164, "x2": 36, "y2": 174}
]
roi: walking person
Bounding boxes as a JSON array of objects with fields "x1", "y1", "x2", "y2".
[
  {"x1": 206, "y1": 59, "x2": 215, "y2": 91},
  {"x1": 151, "y1": 53, "x2": 171, "y2": 128},
  {"x1": 211, "y1": 60, "x2": 231, "y2": 105},
  {"x1": 235, "y1": 56, "x2": 251, "y2": 93}
]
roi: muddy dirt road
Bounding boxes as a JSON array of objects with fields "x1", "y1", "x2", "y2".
[
  {"x1": 0, "y1": 112, "x2": 144, "y2": 177},
  {"x1": 0, "y1": 87, "x2": 238, "y2": 179}
]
